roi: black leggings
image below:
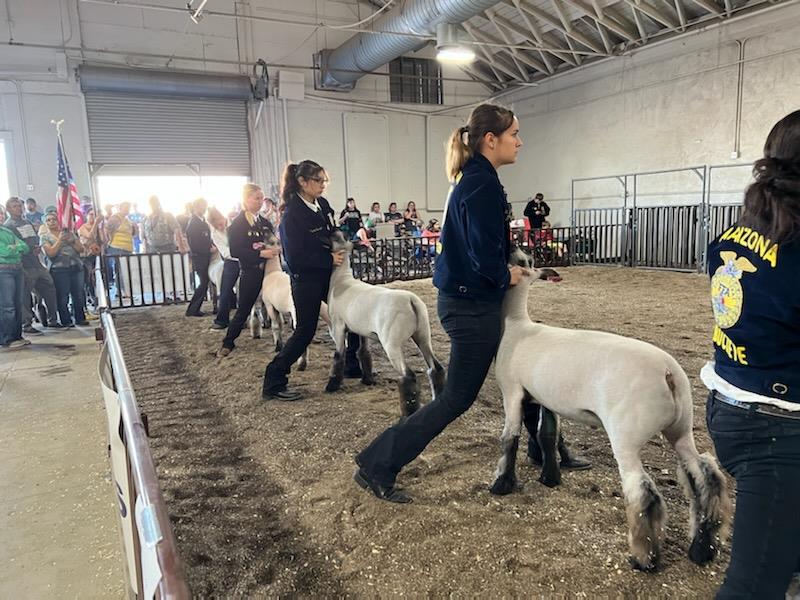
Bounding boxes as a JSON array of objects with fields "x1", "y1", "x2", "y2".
[
  {"x1": 262, "y1": 271, "x2": 359, "y2": 393},
  {"x1": 356, "y1": 294, "x2": 503, "y2": 487}
]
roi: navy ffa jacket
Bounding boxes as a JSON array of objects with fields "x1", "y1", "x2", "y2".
[
  {"x1": 227, "y1": 211, "x2": 275, "y2": 269},
  {"x1": 433, "y1": 153, "x2": 511, "y2": 301},
  {"x1": 185, "y1": 215, "x2": 211, "y2": 258},
  {"x1": 279, "y1": 195, "x2": 336, "y2": 277},
  {"x1": 708, "y1": 225, "x2": 800, "y2": 404}
]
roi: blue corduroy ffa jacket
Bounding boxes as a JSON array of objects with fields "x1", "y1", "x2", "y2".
[{"x1": 433, "y1": 153, "x2": 511, "y2": 301}]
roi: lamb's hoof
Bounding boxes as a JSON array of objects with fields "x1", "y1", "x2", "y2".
[
  {"x1": 325, "y1": 378, "x2": 341, "y2": 393},
  {"x1": 538, "y1": 470, "x2": 561, "y2": 488},
  {"x1": 489, "y1": 474, "x2": 517, "y2": 496},
  {"x1": 403, "y1": 399, "x2": 420, "y2": 416},
  {"x1": 628, "y1": 555, "x2": 658, "y2": 572},
  {"x1": 361, "y1": 376, "x2": 375, "y2": 386},
  {"x1": 297, "y1": 359, "x2": 307, "y2": 372},
  {"x1": 687, "y1": 528, "x2": 716, "y2": 565}
]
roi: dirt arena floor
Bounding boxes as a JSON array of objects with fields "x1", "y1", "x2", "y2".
[{"x1": 115, "y1": 265, "x2": 730, "y2": 598}]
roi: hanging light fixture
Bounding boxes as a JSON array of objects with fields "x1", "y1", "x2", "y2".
[{"x1": 435, "y1": 23, "x2": 475, "y2": 65}]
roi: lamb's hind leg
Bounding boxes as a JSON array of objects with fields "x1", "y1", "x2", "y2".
[
  {"x1": 612, "y1": 441, "x2": 667, "y2": 572},
  {"x1": 325, "y1": 321, "x2": 347, "y2": 392},
  {"x1": 668, "y1": 430, "x2": 732, "y2": 565},
  {"x1": 250, "y1": 298, "x2": 263, "y2": 339},
  {"x1": 490, "y1": 384, "x2": 525, "y2": 496},
  {"x1": 357, "y1": 336, "x2": 375, "y2": 385},
  {"x1": 413, "y1": 333, "x2": 445, "y2": 401},
  {"x1": 384, "y1": 344, "x2": 419, "y2": 417},
  {"x1": 536, "y1": 405, "x2": 561, "y2": 488},
  {"x1": 266, "y1": 304, "x2": 283, "y2": 352}
]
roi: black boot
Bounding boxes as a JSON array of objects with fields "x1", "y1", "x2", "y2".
[{"x1": 528, "y1": 434, "x2": 592, "y2": 471}]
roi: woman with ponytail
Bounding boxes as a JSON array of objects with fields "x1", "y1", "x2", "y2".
[
  {"x1": 353, "y1": 104, "x2": 528, "y2": 502},
  {"x1": 216, "y1": 183, "x2": 280, "y2": 356},
  {"x1": 702, "y1": 110, "x2": 800, "y2": 599},
  {"x1": 262, "y1": 160, "x2": 360, "y2": 400}
]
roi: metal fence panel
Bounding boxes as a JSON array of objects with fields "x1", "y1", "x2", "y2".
[
  {"x1": 103, "y1": 252, "x2": 195, "y2": 309},
  {"x1": 572, "y1": 208, "x2": 628, "y2": 265},
  {"x1": 94, "y1": 259, "x2": 190, "y2": 598}
]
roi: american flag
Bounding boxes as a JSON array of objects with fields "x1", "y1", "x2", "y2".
[{"x1": 56, "y1": 134, "x2": 84, "y2": 231}]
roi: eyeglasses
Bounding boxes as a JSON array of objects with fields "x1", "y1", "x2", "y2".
[{"x1": 309, "y1": 177, "x2": 329, "y2": 184}]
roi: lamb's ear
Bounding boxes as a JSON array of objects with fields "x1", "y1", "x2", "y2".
[{"x1": 508, "y1": 248, "x2": 530, "y2": 268}]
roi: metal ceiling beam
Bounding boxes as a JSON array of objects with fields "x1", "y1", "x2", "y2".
[
  {"x1": 485, "y1": 9, "x2": 534, "y2": 80},
  {"x1": 674, "y1": 0, "x2": 687, "y2": 30},
  {"x1": 460, "y1": 65, "x2": 504, "y2": 92},
  {"x1": 560, "y1": 0, "x2": 638, "y2": 41},
  {"x1": 630, "y1": 4, "x2": 649, "y2": 43},
  {"x1": 516, "y1": 0, "x2": 606, "y2": 54},
  {"x1": 688, "y1": 0, "x2": 724, "y2": 16},
  {"x1": 595, "y1": 19, "x2": 613, "y2": 52},
  {"x1": 623, "y1": 0, "x2": 680, "y2": 30},
  {"x1": 506, "y1": 0, "x2": 576, "y2": 68},
  {"x1": 464, "y1": 22, "x2": 550, "y2": 78},
  {"x1": 490, "y1": 11, "x2": 569, "y2": 71},
  {"x1": 462, "y1": 23, "x2": 528, "y2": 81},
  {"x1": 562, "y1": 29, "x2": 583, "y2": 65}
]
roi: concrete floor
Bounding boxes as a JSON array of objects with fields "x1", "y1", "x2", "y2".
[{"x1": 0, "y1": 327, "x2": 125, "y2": 599}]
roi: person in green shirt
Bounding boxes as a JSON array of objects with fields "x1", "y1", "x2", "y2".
[{"x1": 0, "y1": 224, "x2": 31, "y2": 349}]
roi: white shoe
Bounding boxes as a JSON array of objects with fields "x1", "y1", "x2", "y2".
[{"x1": 8, "y1": 339, "x2": 31, "y2": 349}]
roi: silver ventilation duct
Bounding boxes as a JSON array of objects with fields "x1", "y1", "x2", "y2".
[{"x1": 317, "y1": 0, "x2": 501, "y2": 90}]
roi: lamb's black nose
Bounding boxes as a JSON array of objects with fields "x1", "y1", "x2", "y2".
[{"x1": 537, "y1": 267, "x2": 560, "y2": 280}]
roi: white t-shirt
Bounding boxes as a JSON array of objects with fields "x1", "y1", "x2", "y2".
[{"x1": 701, "y1": 361, "x2": 800, "y2": 412}]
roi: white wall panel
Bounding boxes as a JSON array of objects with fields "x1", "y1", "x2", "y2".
[
  {"x1": 426, "y1": 116, "x2": 463, "y2": 213},
  {"x1": 344, "y1": 113, "x2": 390, "y2": 209}
]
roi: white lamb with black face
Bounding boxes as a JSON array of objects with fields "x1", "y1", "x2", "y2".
[
  {"x1": 491, "y1": 249, "x2": 731, "y2": 572},
  {"x1": 325, "y1": 230, "x2": 445, "y2": 416}
]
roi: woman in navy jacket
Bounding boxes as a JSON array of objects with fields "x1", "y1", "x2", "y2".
[
  {"x1": 354, "y1": 104, "x2": 527, "y2": 502},
  {"x1": 262, "y1": 160, "x2": 353, "y2": 400},
  {"x1": 703, "y1": 110, "x2": 800, "y2": 599}
]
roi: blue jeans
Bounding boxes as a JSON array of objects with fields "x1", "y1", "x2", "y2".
[
  {"x1": 50, "y1": 266, "x2": 86, "y2": 326},
  {"x1": 707, "y1": 394, "x2": 800, "y2": 599},
  {"x1": 0, "y1": 268, "x2": 23, "y2": 346},
  {"x1": 105, "y1": 246, "x2": 130, "y2": 293},
  {"x1": 356, "y1": 294, "x2": 503, "y2": 487}
]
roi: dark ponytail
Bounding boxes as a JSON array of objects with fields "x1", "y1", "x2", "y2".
[
  {"x1": 740, "y1": 110, "x2": 800, "y2": 244},
  {"x1": 280, "y1": 160, "x2": 325, "y2": 212}
]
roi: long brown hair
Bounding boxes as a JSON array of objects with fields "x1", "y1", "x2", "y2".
[
  {"x1": 445, "y1": 103, "x2": 515, "y2": 181},
  {"x1": 280, "y1": 160, "x2": 325, "y2": 212},
  {"x1": 740, "y1": 110, "x2": 800, "y2": 244}
]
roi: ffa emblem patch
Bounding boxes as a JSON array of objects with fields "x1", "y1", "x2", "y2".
[{"x1": 711, "y1": 251, "x2": 757, "y2": 329}]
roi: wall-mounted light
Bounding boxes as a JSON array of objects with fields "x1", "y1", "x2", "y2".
[
  {"x1": 187, "y1": 0, "x2": 208, "y2": 24},
  {"x1": 435, "y1": 23, "x2": 475, "y2": 65}
]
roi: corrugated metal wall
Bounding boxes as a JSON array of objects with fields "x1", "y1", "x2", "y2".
[{"x1": 84, "y1": 92, "x2": 250, "y2": 176}]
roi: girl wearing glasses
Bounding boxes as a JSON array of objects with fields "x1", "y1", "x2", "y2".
[{"x1": 262, "y1": 161, "x2": 359, "y2": 400}]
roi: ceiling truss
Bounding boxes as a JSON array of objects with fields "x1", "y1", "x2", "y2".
[{"x1": 456, "y1": 0, "x2": 790, "y2": 89}]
